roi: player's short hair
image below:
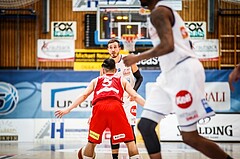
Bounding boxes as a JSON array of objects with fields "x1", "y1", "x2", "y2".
[
  {"x1": 102, "y1": 58, "x2": 115, "y2": 70},
  {"x1": 108, "y1": 38, "x2": 120, "y2": 46}
]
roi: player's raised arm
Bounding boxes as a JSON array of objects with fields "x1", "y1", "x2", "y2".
[{"x1": 55, "y1": 79, "x2": 96, "y2": 118}]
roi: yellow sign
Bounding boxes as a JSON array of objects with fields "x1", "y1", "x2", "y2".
[
  {"x1": 74, "y1": 49, "x2": 129, "y2": 71},
  {"x1": 74, "y1": 62, "x2": 103, "y2": 71}
]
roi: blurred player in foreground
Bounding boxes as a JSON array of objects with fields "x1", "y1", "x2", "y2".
[{"x1": 123, "y1": 0, "x2": 233, "y2": 159}]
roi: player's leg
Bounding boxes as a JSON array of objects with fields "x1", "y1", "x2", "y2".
[
  {"x1": 110, "y1": 125, "x2": 135, "y2": 159},
  {"x1": 175, "y1": 59, "x2": 233, "y2": 159},
  {"x1": 110, "y1": 99, "x2": 138, "y2": 157},
  {"x1": 137, "y1": 81, "x2": 171, "y2": 159},
  {"x1": 84, "y1": 100, "x2": 107, "y2": 158},
  {"x1": 78, "y1": 142, "x2": 96, "y2": 159},
  {"x1": 180, "y1": 124, "x2": 233, "y2": 159},
  {"x1": 125, "y1": 141, "x2": 141, "y2": 159},
  {"x1": 131, "y1": 125, "x2": 136, "y2": 143},
  {"x1": 110, "y1": 140, "x2": 120, "y2": 159},
  {"x1": 138, "y1": 117, "x2": 162, "y2": 159}
]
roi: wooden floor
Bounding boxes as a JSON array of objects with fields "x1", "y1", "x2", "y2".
[{"x1": 0, "y1": 141, "x2": 239, "y2": 159}]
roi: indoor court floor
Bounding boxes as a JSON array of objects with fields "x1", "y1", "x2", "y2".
[{"x1": 0, "y1": 141, "x2": 239, "y2": 159}]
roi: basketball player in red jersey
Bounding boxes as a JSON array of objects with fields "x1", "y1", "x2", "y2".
[
  {"x1": 55, "y1": 58, "x2": 145, "y2": 159},
  {"x1": 101, "y1": 39, "x2": 143, "y2": 159}
]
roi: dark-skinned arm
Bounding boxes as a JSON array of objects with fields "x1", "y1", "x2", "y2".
[{"x1": 123, "y1": 6, "x2": 174, "y2": 66}]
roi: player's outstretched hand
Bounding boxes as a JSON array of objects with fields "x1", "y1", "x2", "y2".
[
  {"x1": 228, "y1": 64, "x2": 240, "y2": 91},
  {"x1": 123, "y1": 54, "x2": 138, "y2": 67},
  {"x1": 55, "y1": 109, "x2": 70, "y2": 118}
]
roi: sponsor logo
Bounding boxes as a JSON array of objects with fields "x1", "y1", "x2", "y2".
[
  {"x1": 136, "y1": 53, "x2": 159, "y2": 67},
  {"x1": 42, "y1": 82, "x2": 93, "y2": 111},
  {"x1": 198, "y1": 117, "x2": 211, "y2": 125},
  {"x1": 52, "y1": 22, "x2": 76, "y2": 39},
  {"x1": 175, "y1": 90, "x2": 192, "y2": 109},
  {"x1": 90, "y1": 130, "x2": 100, "y2": 140},
  {"x1": 96, "y1": 87, "x2": 119, "y2": 95},
  {"x1": 0, "y1": 82, "x2": 19, "y2": 115},
  {"x1": 113, "y1": 133, "x2": 125, "y2": 140},
  {"x1": 0, "y1": 120, "x2": 18, "y2": 141},
  {"x1": 180, "y1": 26, "x2": 189, "y2": 39},
  {"x1": 130, "y1": 105, "x2": 137, "y2": 116},
  {"x1": 201, "y1": 98, "x2": 214, "y2": 114},
  {"x1": 123, "y1": 68, "x2": 131, "y2": 76},
  {"x1": 185, "y1": 22, "x2": 206, "y2": 39},
  {"x1": 179, "y1": 110, "x2": 199, "y2": 121},
  {"x1": 50, "y1": 121, "x2": 89, "y2": 139},
  {"x1": 40, "y1": 40, "x2": 73, "y2": 57},
  {"x1": 204, "y1": 82, "x2": 230, "y2": 111},
  {"x1": 51, "y1": 122, "x2": 64, "y2": 138},
  {"x1": 0, "y1": 135, "x2": 18, "y2": 141},
  {"x1": 198, "y1": 125, "x2": 233, "y2": 136}
]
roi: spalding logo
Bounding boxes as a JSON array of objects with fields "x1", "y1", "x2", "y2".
[
  {"x1": 0, "y1": 82, "x2": 19, "y2": 115},
  {"x1": 175, "y1": 90, "x2": 192, "y2": 109}
]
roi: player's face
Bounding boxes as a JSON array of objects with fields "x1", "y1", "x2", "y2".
[{"x1": 108, "y1": 42, "x2": 120, "y2": 58}]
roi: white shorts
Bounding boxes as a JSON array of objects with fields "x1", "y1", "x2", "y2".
[
  {"x1": 141, "y1": 58, "x2": 215, "y2": 131},
  {"x1": 123, "y1": 96, "x2": 137, "y2": 126}
]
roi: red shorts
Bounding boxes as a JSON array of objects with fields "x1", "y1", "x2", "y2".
[{"x1": 88, "y1": 99, "x2": 134, "y2": 144}]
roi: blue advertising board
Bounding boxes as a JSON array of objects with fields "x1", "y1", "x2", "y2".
[{"x1": 0, "y1": 69, "x2": 239, "y2": 119}]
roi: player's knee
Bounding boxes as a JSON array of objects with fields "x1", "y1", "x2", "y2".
[{"x1": 138, "y1": 118, "x2": 157, "y2": 136}]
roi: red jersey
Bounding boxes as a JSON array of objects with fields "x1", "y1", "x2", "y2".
[{"x1": 92, "y1": 74, "x2": 124, "y2": 105}]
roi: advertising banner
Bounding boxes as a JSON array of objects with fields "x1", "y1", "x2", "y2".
[
  {"x1": 192, "y1": 39, "x2": 219, "y2": 61},
  {"x1": 42, "y1": 82, "x2": 93, "y2": 111},
  {"x1": 73, "y1": 0, "x2": 137, "y2": 11},
  {"x1": 73, "y1": 0, "x2": 182, "y2": 12},
  {"x1": 0, "y1": 70, "x2": 240, "y2": 141},
  {"x1": 74, "y1": 49, "x2": 128, "y2": 71},
  {"x1": 0, "y1": 119, "x2": 34, "y2": 142},
  {"x1": 37, "y1": 39, "x2": 75, "y2": 61},
  {"x1": 160, "y1": 114, "x2": 240, "y2": 141}
]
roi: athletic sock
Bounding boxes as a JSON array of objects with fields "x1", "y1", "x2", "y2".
[
  {"x1": 112, "y1": 153, "x2": 118, "y2": 159},
  {"x1": 83, "y1": 155, "x2": 93, "y2": 159},
  {"x1": 130, "y1": 154, "x2": 141, "y2": 159}
]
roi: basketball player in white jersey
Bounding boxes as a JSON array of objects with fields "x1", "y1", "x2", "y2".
[
  {"x1": 123, "y1": 0, "x2": 233, "y2": 159},
  {"x1": 100, "y1": 39, "x2": 143, "y2": 159}
]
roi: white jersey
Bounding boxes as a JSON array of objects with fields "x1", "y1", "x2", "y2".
[
  {"x1": 115, "y1": 55, "x2": 135, "y2": 90},
  {"x1": 141, "y1": 1, "x2": 215, "y2": 131},
  {"x1": 115, "y1": 54, "x2": 137, "y2": 125},
  {"x1": 148, "y1": 1, "x2": 197, "y2": 72}
]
